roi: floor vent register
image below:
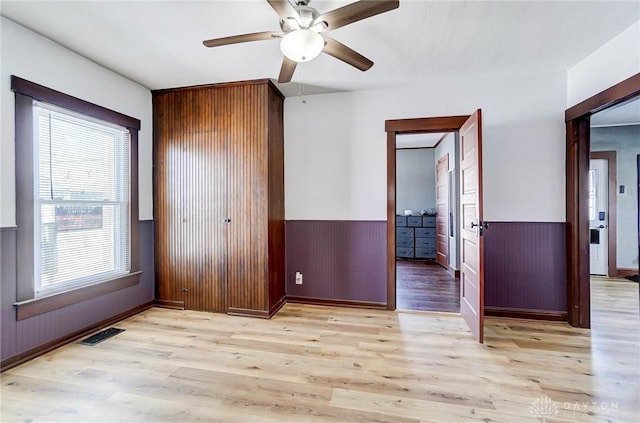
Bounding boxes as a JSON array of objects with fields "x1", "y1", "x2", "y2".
[{"x1": 80, "y1": 327, "x2": 125, "y2": 346}]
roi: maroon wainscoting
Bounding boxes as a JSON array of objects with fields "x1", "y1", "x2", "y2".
[
  {"x1": 484, "y1": 222, "x2": 567, "y2": 312},
  {"x1": 1, "y1": 221, "x2": 155, "y2": 363},
  {"x1": 285, "y1": 221, "x2": 387, "y2": 304}
]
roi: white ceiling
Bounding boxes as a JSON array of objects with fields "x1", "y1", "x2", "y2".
[
  {"x1": 591, "y1": 97, "x2": 640, "y2": 127},
  {"x1": 396, "y1": 132, "x2": 448, "y2": 149},
  {"x1": 1, "y1": 1, "x2": 638, "y2": 96}
]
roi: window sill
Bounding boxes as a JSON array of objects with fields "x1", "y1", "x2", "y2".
[{"x1": 14, "y1": 271, "x2": 141, "y2": 320}]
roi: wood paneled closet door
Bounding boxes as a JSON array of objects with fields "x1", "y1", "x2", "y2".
[
  {"x1": 225, "y1": 83, "x2": 286, "y2": 316},
  {"x1": 154, "y1": 89, "x2": 228, "y2": 312},
  {"x1": 154, "y1": 80, "x2": 285, "y2": 316}
]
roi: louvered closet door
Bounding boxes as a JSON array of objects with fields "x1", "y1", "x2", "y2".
[
  {"x1": 226, "y1": 84, "x2": 269, "y2": 313},
  {"x1": 154, "y1": 89, "x2": 228, "y2": 312}
]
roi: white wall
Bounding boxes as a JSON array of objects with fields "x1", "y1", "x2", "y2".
[
  {"x1": 284, "y1": 71, "x2": 567, "y2": 222},
  {"x1": 567, "y1": 20, "x2": 640, "y2": 106},
  {"x1": 0, "y1": 17, "x2": 153, "y2": 227},
  {"x1": 435, "y1": 133, "x2": 459, "y2": 270},
  {"x1": 396, "y1": 148, "x2": 435, "y2": 215}
]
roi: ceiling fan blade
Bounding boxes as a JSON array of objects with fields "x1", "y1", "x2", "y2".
[
  {"x1": 278, "y1": 57, "x2": 297, "y2": 83},
  {"x1": 203, "y1": 31, "x2": 278, "y2": 48},
  {"x1": 323, "y1": 37, "x2": 373, "y2": 71},
  {"x1": 267, "y1": 0, "x2": 300, "y2": 22},
  {"x1": 315, "y1": 0, "x2": 399, "y2": 31}
]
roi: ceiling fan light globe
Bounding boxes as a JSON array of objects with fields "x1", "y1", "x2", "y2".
[{"x1": 280, "y1": 29, "x2": 324, "y2": 63}]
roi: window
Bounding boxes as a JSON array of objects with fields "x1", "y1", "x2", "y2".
[
  {"x1": 12, "y1": 76, "x2": 140, "y2": 319},
  {"x1": 34, "y1": 103, "x2": 130, "y2": 296}
]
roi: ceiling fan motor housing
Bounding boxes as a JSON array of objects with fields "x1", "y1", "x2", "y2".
[{"x1": 280, "y1": 4, "x2": 320, "y2": 32}]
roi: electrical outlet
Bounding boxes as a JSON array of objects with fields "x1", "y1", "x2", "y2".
[{"x1": 295, "y1": 272, "x2": 303, "y2": 285}]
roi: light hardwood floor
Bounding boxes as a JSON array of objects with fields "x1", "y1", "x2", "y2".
[{"x1": 1, "y1": 277, "x2": 638, "y2": 422}]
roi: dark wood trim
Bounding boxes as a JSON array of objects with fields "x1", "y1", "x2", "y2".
[
  {"x1": 565, "y1": 73, "x2": 640, "y2": 328},
  {"x1": 227, "y1": 307, "x2": 270, "y2": 318},
  {"x1": 395, "y1": 146, "x2": 434, "y2": 151},
  {"x1": 129, "y1": 130, "x2": 140, "y2": 273},
  {"x1": 286, "y1": 296, "x2": 387, "y2": 310},
  {"x1": 386, "y1": 115, "x2": 470, "y2": 313},
  {"x1": 448, "y1": 267, "x2": 460, "y2": 278},
  {"x1": 1, "y1": 301, "x2": 153, "y2": 373},
  {"x1": 566, "y1": 118, "x2": 592, "y2": 328},
  {"x1": 151, "y1": 78, "x2": 285, "y2": 100},
  {"x1": 566, "y1": 73, "x2": 640, "y2": 121},
  {"x1": 386, "y1": 131, "x2": 396, "y2": 311},
  {"x1": 484, "y1": 306, "x2": 568, "y2": 322},
  {"x1": 268, "y1": 295, "x2": 287, "y2": 317},
  {"x1": 10, "y1": 76, "x2": 141, "y2": 130},
  {"x1": 617, "y1": 268, "x2": 638, "y2": 278},
  {"x1": 385, "y1": 116, "x2": 469, "y2": 134},
  {"x1": 590, "y1": 151, "x2": 617, "y2": 278},
  {"x1": 154, "y1": 299, "x2": 185, "y2": 310},
  {"x1": 15, "y1": 272, "x2": 142, "y2": 320},
  {"x1": 15, "y1": 93, "x2": 35, "y2": 302}
]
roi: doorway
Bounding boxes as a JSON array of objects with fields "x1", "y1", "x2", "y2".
[
  {"x1": 386, "y1": 112, "x2": 485, "y2": 342},
  {"x1": 394, "y1": 133, "x2": 459, "y2": 313},
  {"x1": 588, "y1": 157, "x2": 611, "y2": 276},
  {"x1": 565, "y1": 72, "x2": 640, "y2": 328}
]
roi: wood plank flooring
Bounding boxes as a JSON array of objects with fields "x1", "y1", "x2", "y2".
[
  {"x1": 1, "y1": 277, "x2": 638, "y2": 422},
  {"x1": 396, "y1": 260, "x2": 459, "y2": 312}
]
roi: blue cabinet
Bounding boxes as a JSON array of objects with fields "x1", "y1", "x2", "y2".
[{"x1": 396, "y1": 215, "x2": 436, "y2": 260}]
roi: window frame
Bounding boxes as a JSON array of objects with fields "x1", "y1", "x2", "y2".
[{"x1": 12, "y1": 76, "x2": 141, "y2": 320}]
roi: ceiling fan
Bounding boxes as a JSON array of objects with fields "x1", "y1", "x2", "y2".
[{"x1": 202, "y1": 0, "x2": 399, "y2": 83}]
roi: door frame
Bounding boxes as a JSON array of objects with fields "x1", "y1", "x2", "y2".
[
  {"x1": 589, "y1": 151, "x2": 617, "y2": 278},
  {"x1": 385, "y1": 115, "x2": 470, "y2": 310},
  {"x1": 565, "y1": 72, "x2": 640, "y2": 328}
]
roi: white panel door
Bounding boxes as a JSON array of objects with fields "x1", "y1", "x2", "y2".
[{"x1": 589, "y1": 159, "x2": 608, "y2": 276}]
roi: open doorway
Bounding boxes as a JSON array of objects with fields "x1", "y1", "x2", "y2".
[
  {"x1": 587, "y1": 98, "x2": 640, "y2": 326},
  {"x1": 590, "y1": 99, "x2": 640, "y2": 279},
  {"x1": 566, "y1": 73, "x2": 640, "y2": 328},
  {"x1": 394, "y1": 132, "x2": 460, "y2": 313},
  {"x1": 386, "y1": 112, "x2": 486, "y2": 342}
]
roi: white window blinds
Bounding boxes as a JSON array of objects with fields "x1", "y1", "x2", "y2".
[{"x1": 33, "y1": 102, "x2": 130, "y2": 296}]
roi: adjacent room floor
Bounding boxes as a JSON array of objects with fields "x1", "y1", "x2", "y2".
[
  {"x1": 396, "y1": 259, "x2": 460, "y2": 312},
  {"x1": 1, "y1": 277, "x2": 638, "y2": 422}
]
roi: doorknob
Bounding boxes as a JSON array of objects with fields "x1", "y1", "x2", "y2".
[{"x1": 470, "y1": 221, "x2": 489, "y2": 229}]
